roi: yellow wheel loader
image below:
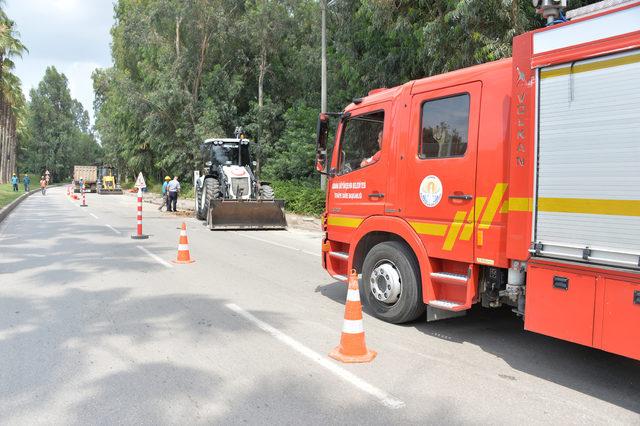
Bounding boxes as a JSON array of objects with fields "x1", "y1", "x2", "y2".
[{"x1": 97, "y1": 166, "x2": 123, "y2": 195}]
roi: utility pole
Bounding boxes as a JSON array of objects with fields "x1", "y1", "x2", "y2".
[{"x1": 320, "y1": 0, "x2": 327, "y2": 190}]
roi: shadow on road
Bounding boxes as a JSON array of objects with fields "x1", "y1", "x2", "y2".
[
  {"x1": 315, "y1": 281, "x2": 640, "y2": 414},
  {"x1": 0, "y1": 287, "x2": 290, "y2": 423}
]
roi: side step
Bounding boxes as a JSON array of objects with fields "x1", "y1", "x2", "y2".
[
  {"x1": 329, "y1": 251, "x2": 349, "y2": 261},
  {"x1": 427, "y1": 265, "x2": 477, "y2": 312},
  {"x1": 428, "y1": 299, "x2": 467, "y2": 311},
  {"x1": 430, "y1": 271, "x2": 468, "y2": 285},
  {"x1": 330, "y1": 272, "x2": 362, "y2": 283}
]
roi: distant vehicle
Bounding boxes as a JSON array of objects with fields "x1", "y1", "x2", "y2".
[
  {"x1": 194, "y1": 127, "x2": 287, "y2": 230},
  {"x1": 73, "y1": 165, "x2": 97, "y2": 193},
  {"x1": 315, "y1": 0, "x2": 640, "y2": 360},
  {"x1": 97, "y1": 165, "x2": 123, "y2": 195}
]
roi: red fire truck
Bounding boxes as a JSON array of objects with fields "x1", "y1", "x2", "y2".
[{"x1": 316, "y1": 0, "x2": 640, "y2": 360}]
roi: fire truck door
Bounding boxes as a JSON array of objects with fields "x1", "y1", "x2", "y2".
[
  {"x1": 403, "y1": 82, "x2": 481, "y2": 262},
  {"x1": 326, "y1": 104, "x2": 390, "y2": 241}
]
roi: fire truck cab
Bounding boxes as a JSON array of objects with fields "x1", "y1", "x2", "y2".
[{"x1": 316, "y1": 0, "x2": 640, "y2": 360}]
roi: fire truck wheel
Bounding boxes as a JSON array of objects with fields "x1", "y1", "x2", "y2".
[{"x1": 361, "y1": 241, "x2": 425, "y2": 324}]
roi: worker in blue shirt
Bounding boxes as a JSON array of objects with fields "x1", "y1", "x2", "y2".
[
  {"x1": 158, "y1": 175, "x2": 171, "y2": 211},
  {"x1": 11, "y1": 173, "x2": 18, "y2": 191},
  {"x1": 166, "y1": 176, "x2": 180, "y2": 212},
  {"x1": 23, "y1": 174, "x2": 31, "y2": 192}
]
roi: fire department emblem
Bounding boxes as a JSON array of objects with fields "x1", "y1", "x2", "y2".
[{"x1": 419, "y1": 175, "x2": 443, "y2": 207}]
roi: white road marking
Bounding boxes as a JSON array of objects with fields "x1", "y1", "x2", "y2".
[
  {"x1": 105, "y1": 224, "x2": 121, "y2": 235},
  {"x1": 225, "y1": 303, "x2": 405, "y2": 410},
  {"x1": 137, "y1": 246, "x2": 173, "y2": 268},
  {"x1": 90, "y1": 213, "x2": 99, "y2": 219},
  {"x1": 236, "y1": 233, "x2": 320, "y2": 257}
]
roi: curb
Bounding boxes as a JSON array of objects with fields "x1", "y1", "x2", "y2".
[{"x1": 0, "y1": 188, "x2": 44, "y2": 224}]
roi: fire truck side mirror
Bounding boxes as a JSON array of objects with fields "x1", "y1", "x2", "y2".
[{"x1": 316, "y1": 113, "x2": 329, "y2": 175}]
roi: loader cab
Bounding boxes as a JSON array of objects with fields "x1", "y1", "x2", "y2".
[
  {"x1": 98, "y1": 166, "x2": 115, "y2": 178},
  {"x1": 201, "y1": 138, "x2": 252, "y2": 172}
]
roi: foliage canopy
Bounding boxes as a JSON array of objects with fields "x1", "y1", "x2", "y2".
[{"x1": 94, "y1": 0, "x2": 598, "y2": 187}]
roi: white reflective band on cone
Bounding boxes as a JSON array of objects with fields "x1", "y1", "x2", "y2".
[
  {"x1": 180, "y1": 230, "x2": 187, "y2": 237},
  {"x1": 342, "y1": 319, "x2": 364, "y2": 334},
  {"x1": 137, "y1": 220, "x2": 142, "y2": 225},
  {"x1": 346, "y1": 289, "x2": 360, "y2": 302},
  {"x1": 178, "y1": 244, "x2": 189, "y2": 251}
]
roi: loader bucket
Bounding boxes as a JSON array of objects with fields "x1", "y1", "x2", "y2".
[
  {"x1": 98, "y1": 189, "x2": 123, "y2": 195},
  {"x1": 207, "y1": 199, "x2": 287, "y2": 230}
]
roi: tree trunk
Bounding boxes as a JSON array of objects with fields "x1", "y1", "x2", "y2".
[
  {"x1": 192, "y1": 31, "x2": 210, "y2": 102},
  {"x1": 175, "y1": 16, "x2": 182, "y2": 58},
  {"x1": 0, "y1": 98, "x2": 6, "y2": 183},
  {"x1": 6, "y1": 104, "x2": 12, "y2": 183},
  {"x1": 9, "y1": 113, "x2": 16, "y2": 181},
  {"x1": 258, "y1": 45, "x2": 267, "y2": 109}
]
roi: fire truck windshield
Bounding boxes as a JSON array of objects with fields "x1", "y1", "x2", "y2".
[{"x1": 337, "y1": 111, "x2": 384, "y2": 175}]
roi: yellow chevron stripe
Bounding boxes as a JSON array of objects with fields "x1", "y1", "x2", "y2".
[
  {"x1": 410, "y1": 221, "x2": 448, "y2": 237},
  {"x1": 327, "y1": 215, "x2": 363, "y2": 228},
  {"x1": 479, "y1": 183, "x2": 508, "y2": 230},
  {"x1": 443, "y1": 211, "x2": 467, "y2": 251},
  {"x1": 540, "y1": 53, "x2": 640, "y2": 80},
  {"x1": 460, "y1": 197, "x2": 486, "y2": 241},
  {"x1": 538, "y1": 198, "x2": 640, "y2": 217}
]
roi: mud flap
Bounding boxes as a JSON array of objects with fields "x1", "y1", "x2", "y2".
[{"x1": 207, "y1": 199, "x2": 287, "y2": 230}]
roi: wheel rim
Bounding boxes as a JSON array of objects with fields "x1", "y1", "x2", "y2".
[{"x1": 369, "y1": 260, "x2": 401, "y2": 305}]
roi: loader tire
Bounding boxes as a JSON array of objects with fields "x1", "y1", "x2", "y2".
[
  {"x1": 197, "y1": 178, "x2": 220, "y2": 220},
  {"x1": 361, "y1": 241, "x2": 425, "y2": 324},
  {"x1": 259, "y1": 184, "x2": 274, "y2": 200}
]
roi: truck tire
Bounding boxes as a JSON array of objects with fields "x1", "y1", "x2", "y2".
[
  {"x1": 259, "y1": 184, "x2": 274, "y2": 200},
  {"x1": 196, "y1": 178, "x2": 220, "y2": 220},
  {"x1": 361, "y1": 241, "x2": 425, "y2": 324}
]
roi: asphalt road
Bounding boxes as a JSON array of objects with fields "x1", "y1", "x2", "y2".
[{"x1": 0, "y1": 187, "x2": 638, "y2": 425}]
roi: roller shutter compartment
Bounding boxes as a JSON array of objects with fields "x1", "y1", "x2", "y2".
[{"x1": 534, "y1": 50, "x2": 640, "y2": 269}]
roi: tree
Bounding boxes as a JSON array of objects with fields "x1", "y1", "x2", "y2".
[
  {"x1": 22, "y1": 66, "x2": 101, "y2": 181},
  {"x1": 95, "y1": 0, "x2": 603, "y2": 189},
  {"x1": 0, "y1": 3, "x2": 27, "y2": 183}
]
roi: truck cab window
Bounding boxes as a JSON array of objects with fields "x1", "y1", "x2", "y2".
[
  {"x1": 419, "y1": 94, "x2": 469, "y2": 159},
  {"x1": 338, "y1": 111, "x2": 384, "y2": 175}
]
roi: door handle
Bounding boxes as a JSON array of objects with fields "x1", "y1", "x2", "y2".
[
  {"x1": 448, "y1": 194, "x2": 473, "y2": 201},
  {"x1": 368, "y1": 192, "x2": 385, "y2": 199}
]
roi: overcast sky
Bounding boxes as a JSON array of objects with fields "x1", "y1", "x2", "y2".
[{"x1": 5, "y1": 0, "x2": 115, "y2": 124}]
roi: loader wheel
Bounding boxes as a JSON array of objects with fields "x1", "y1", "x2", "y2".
[
  {"x1": 361, "y1": 241, "x2": 425, "y2": 324},
  {"x1": 197, "y1": 178, "x2": 220, "y2": 220},
  {"x1": 259, "y1": 184, "x2": 274, "y2": 200}
]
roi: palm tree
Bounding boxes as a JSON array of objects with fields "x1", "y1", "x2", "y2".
[{"x1": 0, "y1": 4, "x2": 27, "y2": 183}]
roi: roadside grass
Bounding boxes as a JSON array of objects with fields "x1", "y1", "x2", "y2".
[
  {"x1": 270, "y1": 180, "x2": 325, "y2": 217},
  {"x1": 0, "y1": 183, "x2": 25, "y2": 209},
  {"x1": 120, "y1": 177, "x2": 325, "y2": 217}
]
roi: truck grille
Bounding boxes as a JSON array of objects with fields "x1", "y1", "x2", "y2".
[{"x1": 231, "y1": 177, "x2": 250, "y2": 198}]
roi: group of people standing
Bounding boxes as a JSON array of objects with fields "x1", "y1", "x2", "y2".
[
  {"x1": 10, "y1": 170, "x2": 50, "y2": 195},
  {"x1": 159, "y1": 175, "x2": 181, "y2": 212}
]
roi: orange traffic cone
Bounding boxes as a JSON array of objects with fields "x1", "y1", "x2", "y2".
[
  {"x1": 329, "y1": 269, "x2": 376, "y2": 363},
  {"x1": 172, "y1": 222, "x2": 195, "y2": 264}
]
